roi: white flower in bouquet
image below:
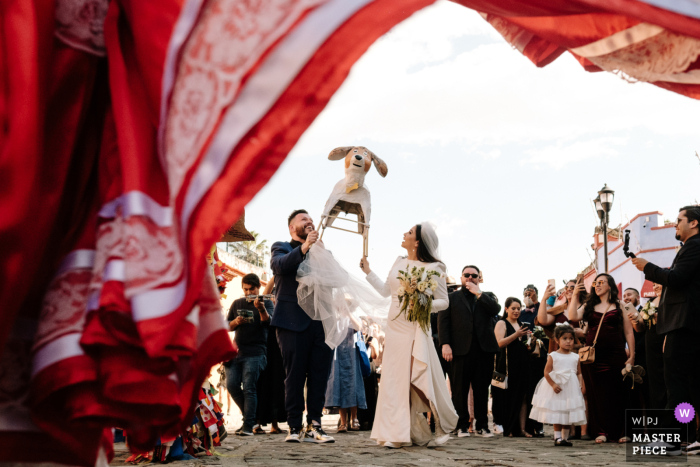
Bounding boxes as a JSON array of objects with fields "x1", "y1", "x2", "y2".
[
  {"x1": 397, "y1": 286, "x2": 405, "y2": 297},
  {"x1": 429, "y1": 278, "x2": 438, "y2": 290},
  {"x1": 418, "y1": 282, "x2": 427, "y2": 292}
]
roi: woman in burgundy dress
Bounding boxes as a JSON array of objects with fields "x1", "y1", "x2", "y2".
[{"x1": 568, "y1": 273, "x2": 635, "y2": 444}]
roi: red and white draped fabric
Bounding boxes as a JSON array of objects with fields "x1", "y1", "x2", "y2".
[
  {"x1": 453, "y1": 0, "x2": 700, "y2": 99},
  {"x1": 2, "y1": 0, "x2": 700, "y2": 465},
  {"x1": 0, "y1": 0, "x2": 435, "y2": 465}
]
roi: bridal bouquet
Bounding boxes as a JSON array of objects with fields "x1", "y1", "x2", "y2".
[
  {"x1": 639, "y1": 301, "x2": 658, "y2": 328},
  {"x1": 526, "y1": 325, "x2": 547, "y2": 355},
  {"x1": 395, "y1": 265, "x2": 441, "y2": 333}
]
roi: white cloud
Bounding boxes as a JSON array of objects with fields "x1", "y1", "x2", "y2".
[{"x1": 522, "y1": 137, "x2": 627, "y2": 169}]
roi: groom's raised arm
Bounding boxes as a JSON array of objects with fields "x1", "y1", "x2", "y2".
[{"x1": 271, "y1": 241, "x2": 305, "y2": 275}]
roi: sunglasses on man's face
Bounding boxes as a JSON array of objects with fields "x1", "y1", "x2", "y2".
[{"x1": 463, "y1": 273, "x2": 479, "y2": 279}]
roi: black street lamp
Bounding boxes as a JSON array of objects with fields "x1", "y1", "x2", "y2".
[{"x1": 597, "y1": 184, "x2": 615, "y2": 273}]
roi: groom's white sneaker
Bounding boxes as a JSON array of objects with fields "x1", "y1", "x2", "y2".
[
  {"x1": 285, "y1": 426, "x2": 303, "y2": 442},
  {"x1": 457, "y1": 428, "x2": 470, "y2": 438},
  {"x1": 303, "y1": 424, "x2": 335, "y2": 443}
]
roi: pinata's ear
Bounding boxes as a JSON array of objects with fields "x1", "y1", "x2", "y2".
[
  {"x1": 369, "y1": 151, "x2": 388, "y2": 177},
  {"x1": 328, "y1": 147, "x2": 353, "y2": 160}
]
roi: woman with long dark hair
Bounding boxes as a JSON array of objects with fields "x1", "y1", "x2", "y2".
[
  {"x1": 359, "y1": 222, "x2": 458, "y2": 448},
  {"x1": 568, "y1": 274, "x2": 635, "y2": 444},
  {"x1": 493, "y1": 297, "x2": 532, "y2": 437}
]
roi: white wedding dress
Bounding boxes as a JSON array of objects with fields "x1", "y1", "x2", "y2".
[{"x1": 365, "y1": 256, "x2": 458, "y2": 446}]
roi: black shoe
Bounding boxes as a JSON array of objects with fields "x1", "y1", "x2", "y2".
[
  {"x1": 475, "y1": 428, "x2": 494, "y2": 438},
  {"x1": 236, "y1": 425, "x2": 254, "y2": 436},
  {"x1": 303, "y1": 424, "x2": 335, "y2": 443},
  {"x1": 285, "y1": 426, "x2": 303, "y2": 442},
  {"x1": 533, "y1": 430, "x2": 545, "y2": 438},
  {"x1": 555, "y1": 438, "x2": 573, "y2": 447}
]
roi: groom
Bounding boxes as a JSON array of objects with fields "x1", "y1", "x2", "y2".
[{"x1": 270, "y1": 209, "x2": 335, "y2": 443}]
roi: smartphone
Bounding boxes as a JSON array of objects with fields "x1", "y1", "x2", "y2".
[
  {"x1": 576, "y1": 273, "x2": 584, "y2": 283},
  {"x1": 548, "y1": 279, "x2": 556, "y2": 290},
  {"x1": 622, "y1": 301, "x2": 637, "y2": 315}
]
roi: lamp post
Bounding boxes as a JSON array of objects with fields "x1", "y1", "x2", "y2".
[{"x1": 597, "y1": 184, "x2": 615, "y2": 273}]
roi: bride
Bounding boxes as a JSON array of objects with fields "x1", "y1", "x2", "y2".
[{"x1": 359, "y1": 222, "x2": 458, "y2": 448}]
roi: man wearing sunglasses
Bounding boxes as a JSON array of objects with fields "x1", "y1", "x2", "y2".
[
  {"x1": 438, "y1": 265, "x2": 501, "y2": 438},
  {"x1": 632, "y1": 205, "x2": 700, "y2": 455}
]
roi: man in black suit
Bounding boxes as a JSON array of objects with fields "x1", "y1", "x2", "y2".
[
  {"x1": 633, "y1": 205, "x2": 700, "y2": 455},
  {"x1": 439, "y1": 265, "x2": 501, "y2": 438},
  {"x1": 270, "y1": 209, "x2": 335, "y2": 444}
]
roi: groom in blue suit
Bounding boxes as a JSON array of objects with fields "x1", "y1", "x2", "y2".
[{"x1": 271, "y1": 209, "x2": 335, "y2": 443}]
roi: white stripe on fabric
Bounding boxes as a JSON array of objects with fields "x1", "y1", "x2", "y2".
[
  {"x1": 638, "y1": 0, "x2": 700, "y2": 21},
  {"x1": 98, "y1": 191, "x2": 173, "y2": 227},
  {"x1": 32, "y1": 332, "x2": 84, "y2": 377},
  {"x1": 186, "y1": 305, "x2": 200, "y2": 327},
  {"x1": 570, "y1": 23, "x2": 664, "y2": 57},
  {"x1": 197, "y1": 309, "x2": 227, "y2": 346},
  {"x1": 103, "y1": 260, "x2": 126, "y2": 282},
  {"x1": 130, "y1": 281, "x2": 187, "y2": 322},
  {"x1": 180, "y1": 0, "x2": 375, "y2": 234},
  {"x1": 158, "y1": 0, "x2": 206, "y2": 166},
  {"x1": 55, "y1": 249, "x2": 96, "y2": 278},
  {"x1": 87, "y1": 290, "x2": 101, "y2": 312}
]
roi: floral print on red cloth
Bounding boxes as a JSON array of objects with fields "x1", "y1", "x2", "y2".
[
  {"x1": 585, "y1": 29, "x2": 700, "y2": 84},
  {"x1": 163, "y1": 0, "x2": 325, "y2": 193},
  {"x1": 33, "y1": 270, "x2": 93, "y2": 352},
  {"x1": 55, "y1": 0, "x2": 110, "y2": 56},
  {"x1": 93, "y1": 211, "x2": 184, "y2": 298}
]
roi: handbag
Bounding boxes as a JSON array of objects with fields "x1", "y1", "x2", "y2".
[
  {"x1": 491, "y1": 348, "x2": 508, "y2": 389},
  {"x1": 579, "y1": 303, "x2": 614, "y2": 364},
  {"x1": 356, "y1": 333, "x2": 371, "y2": 378}
]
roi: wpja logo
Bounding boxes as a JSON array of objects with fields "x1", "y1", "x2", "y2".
[{"x1": 625, "y1": 405, "x2": 694, "y2": 463}]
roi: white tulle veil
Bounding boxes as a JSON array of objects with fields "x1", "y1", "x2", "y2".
[
  {"x1": 417, "y1": 221, "x2": 441, "y2": 262},
  {"x1": 296, "y1": 242, "x2": 390, "y2": 349}
]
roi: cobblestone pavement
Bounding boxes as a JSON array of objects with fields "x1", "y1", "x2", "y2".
[{"x1": 111, "y1": 413, "x2": 699, "y2": 467}]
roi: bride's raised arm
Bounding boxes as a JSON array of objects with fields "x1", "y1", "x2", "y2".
[
  {"x1": 363, "y1": 257, "x2": 399, "y2": 298},
  {"x1": 431, "y1": 263, "x2": 448, "y2": 312}
]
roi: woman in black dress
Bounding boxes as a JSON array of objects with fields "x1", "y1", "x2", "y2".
[
  {"x1": 569, "y1": 273, "x2": 635, "y2": 444},
  {"x1": 493, "y1": 297, "x2": 533, "y2": 437}
]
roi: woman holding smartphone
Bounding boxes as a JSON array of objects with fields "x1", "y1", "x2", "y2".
[
  {"x1": 493, "y1": 298, "x2": 533, "y2": 437},
  {"x1": 568, "y1": 274, "x2": 635, "y2": 444}
]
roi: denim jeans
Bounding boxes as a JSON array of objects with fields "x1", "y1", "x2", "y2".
[{"x1": 226, "y1": 354, "x2": 267, "y2": 430}]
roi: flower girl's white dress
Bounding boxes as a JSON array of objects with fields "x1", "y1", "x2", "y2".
[
  {"x1": 530, "y1": 351, "x2": 587, "y2": 425},
  {"x1": 365, "y1": 257, "x2": 458, "y2": 446}
]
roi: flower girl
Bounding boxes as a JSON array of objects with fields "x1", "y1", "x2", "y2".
[{"x1": 530, "y1": 324, "x2": 586, "y2": 446}]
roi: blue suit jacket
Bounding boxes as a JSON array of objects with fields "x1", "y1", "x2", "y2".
[{"x1": 269, "y1": 241, "x2": 313, "y2": 332}]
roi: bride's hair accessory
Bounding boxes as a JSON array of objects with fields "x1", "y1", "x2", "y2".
[{"x1": 415, "y1": 221, "x2": 441, "y2": 263}]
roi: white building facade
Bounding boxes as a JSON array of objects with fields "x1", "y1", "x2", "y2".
[{"x1": 592, "y1": 211, "x2": 680, "y2": 301}]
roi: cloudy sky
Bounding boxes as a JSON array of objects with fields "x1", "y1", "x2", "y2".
[{"x1": 244, "y1": 0, "x2": 699, "y2": 303}]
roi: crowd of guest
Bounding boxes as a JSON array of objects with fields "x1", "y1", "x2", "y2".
[
  {"x1": 221, "y1": 273, "x2": 386, "y2": 436},
  {"x1": 221, "y1": 204, "x2": 699, "y2": 455}
]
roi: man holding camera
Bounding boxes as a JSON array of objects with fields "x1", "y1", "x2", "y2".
[
  {"x1": 439, "y1": 265, "x2": 501, "y2": 438},
  {"x1": 225, "y1": 273, "x2": 273, "y2": 436},
  {"x1": 633, "y1": 205, "x2": 700, "y2": 455}
]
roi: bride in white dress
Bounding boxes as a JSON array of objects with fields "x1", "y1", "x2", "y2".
[{"x1": 359, "y1": 222, "x2": 458, "y2": 448}]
